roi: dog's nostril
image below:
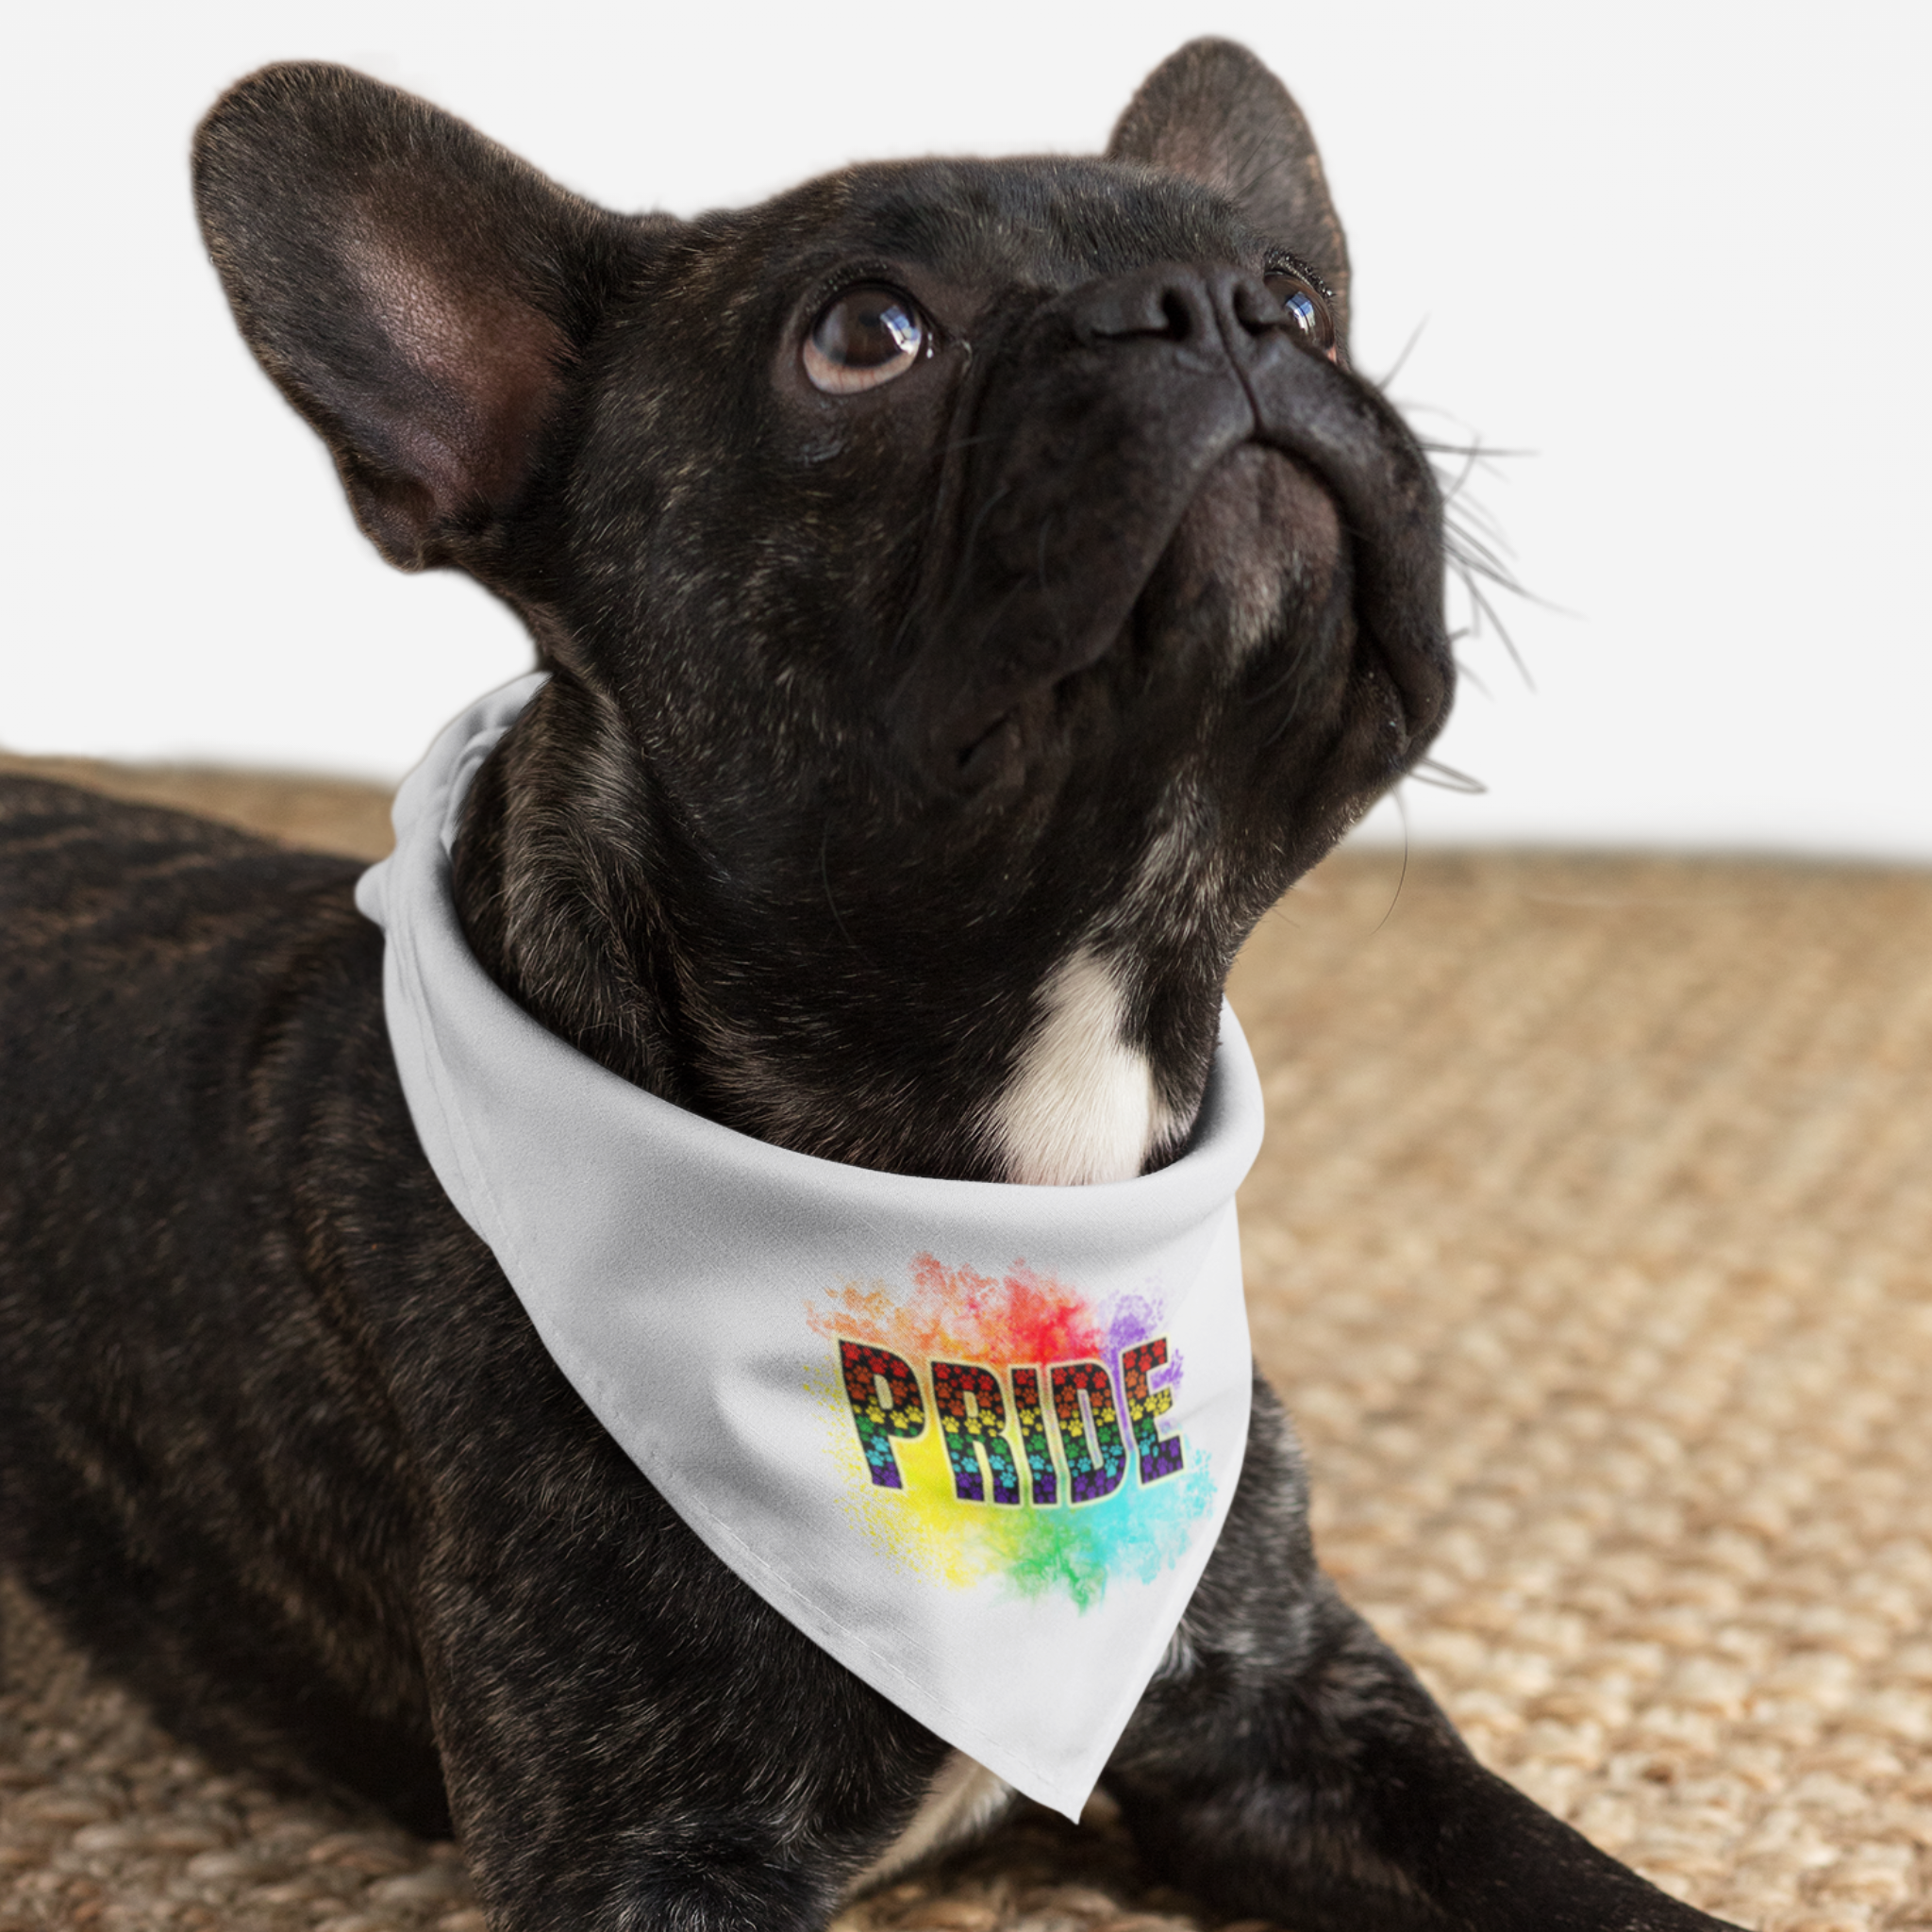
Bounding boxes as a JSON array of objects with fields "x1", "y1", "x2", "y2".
[{"x1": 1075, "y1": 272, "x2": 1214, "y2": 344}]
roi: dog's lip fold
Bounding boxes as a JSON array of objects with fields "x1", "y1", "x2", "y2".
[
  {"x1": 1241, "y1": 339, "x2": 1453, "y2": 751},
  {"x1": 890, "y1": 264, "x2": 1451, "y2": 798},
  {"x1": 1210, "y1": 267, "x2": 1451, "y2": 754}
]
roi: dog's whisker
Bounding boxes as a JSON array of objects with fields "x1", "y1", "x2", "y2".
[
  {"x1": 1368, "y1": 314, "x2": 1430, "y2": 391},
  {"x1": 1371, "y1": 792, "x2": 1412, "y2": 933},
  {"x1": 1411, "y1": 756, "x2": 1487, "y2": 794},
  {"x1": 818, "y1": 824, "x2": 861, "y2": 955}
]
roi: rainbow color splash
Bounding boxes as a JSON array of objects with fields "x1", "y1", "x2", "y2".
[{"x1": 806, "y1": 1253, "x2": 1217, "y2": 1610}]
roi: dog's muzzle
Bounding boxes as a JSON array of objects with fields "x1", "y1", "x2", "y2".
[{"x1": 890, "y1": 263, "x2": 1452, "y2": 793}]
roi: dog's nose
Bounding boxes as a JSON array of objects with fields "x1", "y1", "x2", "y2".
[{"x1": 1070, "y1": 265, "x2": 1308, "y2": 360}]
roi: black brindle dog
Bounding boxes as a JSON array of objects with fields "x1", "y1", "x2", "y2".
[{"x1": 0, "y1": 41, "x2": 1738, "y2": 1932}]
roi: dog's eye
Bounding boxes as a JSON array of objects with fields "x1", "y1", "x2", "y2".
[
  {"x1": 1264, "y1": 269, "x2": 1338, "y2": 360},
  {"x1": 805, "y1": 287, "x2": 926, "y2": 394}
]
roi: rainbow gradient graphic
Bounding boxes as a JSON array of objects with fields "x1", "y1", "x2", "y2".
[{"x1": 806, "y1": 1253, "x2": 1217, "y2": 1610}]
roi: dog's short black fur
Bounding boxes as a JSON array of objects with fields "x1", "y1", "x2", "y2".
[{"x1": 0, "y1": 42, "x2": 1738, "y2": 1931}]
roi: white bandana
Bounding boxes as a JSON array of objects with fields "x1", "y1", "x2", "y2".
[{"x1": 355, "y1": 675, "x2": 1265, "y2": 1818}]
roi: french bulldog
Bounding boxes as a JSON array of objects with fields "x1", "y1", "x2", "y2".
[{"x1": 0, "y1": 39, "x2": 1738, "y2": 1932}]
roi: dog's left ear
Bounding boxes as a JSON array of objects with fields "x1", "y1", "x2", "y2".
[{"x1": 1108, "y1": 39, "x2": 1351, "y2": 348}]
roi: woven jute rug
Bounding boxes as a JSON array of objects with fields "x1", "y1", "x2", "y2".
[{"x1": 5, "y1": 753, "x2": 1931, "y2": 1932}]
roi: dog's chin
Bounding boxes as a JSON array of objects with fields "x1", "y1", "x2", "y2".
[
  {"x1": 1147, "y1": 441, "x2": 1348, "y2": 675},
  {"x1": 947, "y1": 444, "x2": 1364, "y2": 799}
]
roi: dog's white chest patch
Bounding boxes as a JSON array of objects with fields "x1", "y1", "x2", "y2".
[{"x1": 989, "y1": 947, "x2": 1174, "y2": 1185}]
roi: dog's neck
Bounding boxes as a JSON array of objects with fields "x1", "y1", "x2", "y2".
[{"x1": 449, "y1": 675, "x2": 1223, "y2": 1186}]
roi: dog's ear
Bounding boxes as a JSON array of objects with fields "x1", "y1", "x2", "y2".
[
  {"x1": 1108, "y1": 39, "x2": 1350, "y2": 347},
  {"x1": 193, "y1": 63, "x2": 641, "y2": 571}
]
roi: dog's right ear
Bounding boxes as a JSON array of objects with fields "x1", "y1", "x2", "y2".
[{"x1": 193, "y1": 63, "x2": 641, "y2": 571}]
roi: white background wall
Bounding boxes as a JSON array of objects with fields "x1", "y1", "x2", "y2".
[{"x1": 4, "y1": 1, "x2": 1927, "y2": 854}]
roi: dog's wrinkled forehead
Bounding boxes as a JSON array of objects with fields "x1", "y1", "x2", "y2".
[
  {"x1": 749, "y1": 158, "x2": 1265, "y2": 294},
  {"x1": 626, "y1": 156, "x2": 1307, "y2": 409},
  {"x1": 582, "y1": 156, "x2": 1274, "y2": 476}
]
